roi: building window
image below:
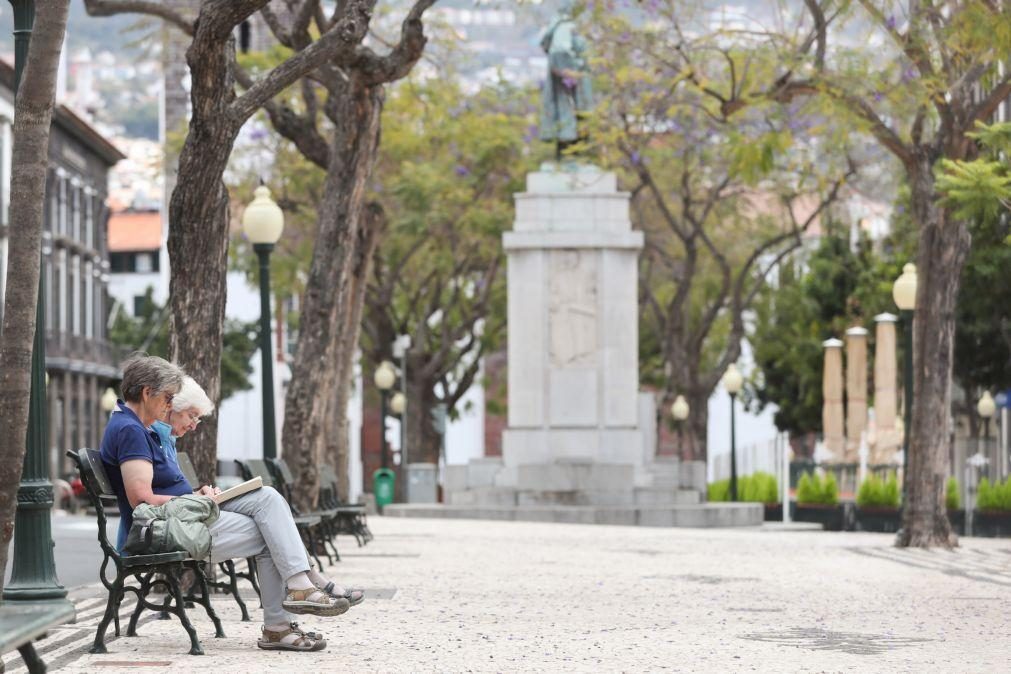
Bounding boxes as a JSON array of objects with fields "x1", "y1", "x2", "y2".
[
  {"x1": 135, "y1": 253, "x2": 154, "y2": 273},
  {"x1": 84, "y1": 193, "x2": 94, "y2": 251},
  {"x1": 58, "y1": 177, "x2": 67, "y2": 237},
  {"x1": 132, "y1": 294, "x2": 149, "y2": 318}
]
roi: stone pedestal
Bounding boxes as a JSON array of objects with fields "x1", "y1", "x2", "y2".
[
  {"x1": 844, "y1": 327, "x2": 868, "y2": 463},
  {"x1": 872, "y1": 313, "x2": 900, "y2": 464},
  {"x1": 497, "y1": 164, "x2": 646, "y2": 504}
]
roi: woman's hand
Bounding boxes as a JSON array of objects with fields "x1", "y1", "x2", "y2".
[{"x1": 197, "y1": 485, "x2": 222, "y2": 497}]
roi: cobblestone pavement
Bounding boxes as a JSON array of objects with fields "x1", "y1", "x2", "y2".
[{"x1": 5, "y1": 517, "x2": 1009, "y2": 673}]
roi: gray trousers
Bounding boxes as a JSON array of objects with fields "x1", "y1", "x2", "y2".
[{"x1": 208, "y1": 486, "x2": 310, "y2": 625}]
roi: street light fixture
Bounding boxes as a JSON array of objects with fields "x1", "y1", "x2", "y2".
[
  {"x1": 978, "y1": 390, "x2": 996, "y2": 469},
  {"x1": 892, "y1": 262, "x2": 917, "y2": 505},
  {"x1": 101, "y1": 387, "x2": 119, "y2": 413},
  {"x1": 242, "y1": 185, "x2": 284, "y2": 460},
  {"x1": 671, "y1": 394, "x2": 689, "y2": 456},
  {"x1": 722, "y1": 364, "x2": 744, "y2": 501},
  {"x1": 374, "y1": 361, "x2": 397, "y2": 469}
]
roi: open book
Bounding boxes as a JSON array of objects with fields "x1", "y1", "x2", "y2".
[{"x1": 212, "y1": 476, "x2": 263, "y2": 504}]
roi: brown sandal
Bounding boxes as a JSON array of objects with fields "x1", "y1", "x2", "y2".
[
  {"x1": 282, "y1": 587, "x2": 351, "y2": 617},
  {"x1": 257, "y1": 623, "x2": 327, "y2": 651}
]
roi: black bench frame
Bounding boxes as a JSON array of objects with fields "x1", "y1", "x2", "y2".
[
  {"x1": 318, "y1": 463, "x2": 373, "y2": 546},
  {"x1": 0, "y1": 602, "x2": 76, "y2": 674},
  {"x1": 67, "y1": 448, "x2": 223, "y2": 656},
  {"x1": 175, "y1": 451, "x2": 261, "y2": 621},
  {"x1": 234, "y1": 459, "x2": 329, "y2": 569}
]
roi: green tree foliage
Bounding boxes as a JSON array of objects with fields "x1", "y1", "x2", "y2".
[
  {"x1": 361, "y1": 77, "x2": 543, "y2": 462},
  {"x1": 108, "y1": 287, "x2": 258, "y2": 401},
  {"x1": 581, "y1": 3, "x2": 855, "y2": 460},
  {"x1": 748, "y1": 224, "x2": 912, "y2": 440}
]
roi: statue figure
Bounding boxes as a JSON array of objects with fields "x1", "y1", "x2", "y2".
[{"x1": 539, "y1": 1, "x2": 593, "y2": 159}]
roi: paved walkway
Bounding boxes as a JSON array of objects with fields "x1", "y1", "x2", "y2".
[{"x1": 4, "y1": 517, "x2": 1009, "y2": 672}]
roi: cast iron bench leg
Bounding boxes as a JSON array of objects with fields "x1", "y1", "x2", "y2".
[
  {"x1": 193, "y1": 564, "x2": 225, "y2": 638},
  {"x1": 17, "y1": 641, "x2": 46, "y2": 674}
]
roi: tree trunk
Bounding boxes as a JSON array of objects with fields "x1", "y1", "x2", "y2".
[
  {"x1": 897, "y1": 162, "x2": 967, "y2": 549},
  {"x1": 283, "y1": 80, "x2": 384, "y2": 513},
  {"x1": 405, "y1": 373, "x2": 442, "y2": 465},
  {"x1": 324, "y1": 203, "x2": 384, "y2": 502},
  {"x1": 167, "y1": 31, "x2": 243, "y2": 487},
  {"x1": 0, "y1": 0, "x2": 71, "y2": 595},
  {"x1": 680, "y1": 389, "x2": 710, "y2": 462}
]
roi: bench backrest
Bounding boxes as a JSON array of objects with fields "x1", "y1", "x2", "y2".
[
  {"x1": 176, "y1": 451, "x2": 200, "y2": 487},
  {"x1": 66, "y1": 448, "x2": 120, "y2": 559},
  {"x1": 235, "y1": 458, "x2": 277, "y2": 488}
]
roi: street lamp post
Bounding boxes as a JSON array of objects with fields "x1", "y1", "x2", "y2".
[
  {"x1": 392, "y1": 334, "x2": 411, "y2": 464},
  {"x1": 722, "y1": 364, "x2": 744, "y2": 502},
  {"x1": 670, "y1": 394, "x2": 689, "y2": 454},
  {"x1": 978, "y1": 391, "x2": 996, "y2": 476},
  {"x1": 3, "y1": 0, "x2": 69, "y2": 604},
  {"x1": 374, "y1": 361, "x2": 396, "y2": 469},
  {"x1": 242, "y1": 185, "x2": 284, "y2": 460},
  {"x1": 892, "y1": 263, "x2": 917, "y2": 506},
  {"x1": 390, "y1": 392, "x2": 406, "y2": 466}
]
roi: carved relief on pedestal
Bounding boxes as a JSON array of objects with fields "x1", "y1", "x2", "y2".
[{"x1": 548, "y1": 249, "x2": 597, "y2": 368}]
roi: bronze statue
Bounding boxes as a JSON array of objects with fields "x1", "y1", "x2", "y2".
[{"x1": 539, "y1": 1, "x2": 593, "y2": 159}]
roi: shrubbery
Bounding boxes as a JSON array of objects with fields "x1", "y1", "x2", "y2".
[
  {"x1": 946, "y1": 477, "x2": 960, "y2": 510},
  {"x1": 707, "y1": 471, "x2": 779, "y2": 503},
  {"x1": 856, "y1": 473, "x2": 900, "y2": 508},
  {"x1": 976, "y1": 476, "x2": 1011, "y2": 512},
  {"x1": 796, "y1": 471, "x2": 838, "y2": 505}
]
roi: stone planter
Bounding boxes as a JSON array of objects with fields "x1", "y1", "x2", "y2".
[
  {"x1": 855, "y1": 506, "x2": 901, "y2": 533},
  {"x1": 971, "y1": 510, "x2": 1011, "y2": 538},
  {"x1": 763, "y1": 503, "x2": 783, "y2": 522},
  {"x1": 792, "y1": 502, "x2": 854, "y2": 531},
  {"x1": 946, "y1": 509, "x2": 965, "y2": 536}
]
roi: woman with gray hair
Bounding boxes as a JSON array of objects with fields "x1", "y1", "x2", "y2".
[{"x1": 100, "y1": 355, "x2": 362, "y2": 652}]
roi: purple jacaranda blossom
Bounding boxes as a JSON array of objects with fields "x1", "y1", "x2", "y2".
[
  {"x1": 885, "y1": 14, "x2": 897, "y2": 30},
  {"x1": 630, "y1": 150, "x2": 641, "y2": 165},
  {"x1": 873, "y1": 91, "x2": 884, "y2": 102},
  {"x1": 896, "y1": 205, "x2": 905, "y2": 214},
  {"x1": 454, "y1": 165, "x2": 470, "y2": 177},
  {"x1": 249, "y1": 127, "x2": 269, "y2": 141},
  {"x1": 618, "y1": 31, "x2": 632, "y2": 43},
  {"x1": 901, "y1": 67, "x2": 917, "y2": 83},
  {"x1": 562, "y1": 75, "x2": 578, "y2": 90}
]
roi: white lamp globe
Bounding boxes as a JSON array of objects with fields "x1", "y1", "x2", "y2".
[
  {"x1": 671, "y1": 395, "x2": 690, "y2": 421},
  {"x1": 977, "y1": 391, "x2": 996, "y2": 419},
  {"x1": 101, "y1": 387, "x2": 119, "y2": 412},
  {"x1": 390, "y1": 392, "x2": 406, "y2": 415},
  {"x1": 242, "y1": 185, "x2": 284, "y2": 245},
  {"x1": 374, "y1": 361, "x2": 396, "y2": 391},
  {"x1": 892, "y1": 263, "x2": 917, "y2": 311},
  {"x1": 722, "y1": 363, "x2": 744, "y2": 395}
]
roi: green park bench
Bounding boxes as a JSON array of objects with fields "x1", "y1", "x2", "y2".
[
  {"x1": 66, "y1": 448, "x2": 223, "y2": 656},
  {"x1": 0, "y1": 601, "x2": 75, "y2": 674},
  {"x1": 234, "y1": 458, "x2": 330, "y2": 568}
]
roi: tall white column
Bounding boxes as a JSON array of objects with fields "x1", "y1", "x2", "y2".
[
  {"x1": 845, "y1": 326, "x2": 868, "y2": 463},
  {"x1": 822, "y1": 338, "x2": 845, "y2": 459},
  {"x1": 873, "y1": 313, "x2": 899, "y2": 464}
]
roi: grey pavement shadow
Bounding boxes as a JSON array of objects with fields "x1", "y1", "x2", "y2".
[{"x1": 741, "y1": 627, "x2": 931, "y2": 655}]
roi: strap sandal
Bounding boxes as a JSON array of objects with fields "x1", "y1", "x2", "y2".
[
  {"x1": 257, "y1": 624, "x2": 327, "y2": 651},
  {"x1": 282, "y1": 587, "x2": 351, "y2": 617},
  {"x1": 290, "y1": 621, "x2": 323, "y2": 640},
  {"x1": 322, "y1": 581, "x2": 365, "y2": 606}
]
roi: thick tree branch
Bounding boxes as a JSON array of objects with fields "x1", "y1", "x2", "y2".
[{"x1": 83, "y1": 0, "x2": 195, "y2": 36}]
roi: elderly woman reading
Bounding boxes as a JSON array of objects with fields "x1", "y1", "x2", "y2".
[{"x1": 100, "y1": 354, "x2": 361, "y2": 652}]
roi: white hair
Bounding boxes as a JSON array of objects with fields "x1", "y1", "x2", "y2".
[{"x1": 171, "y1": 376, "x2": 214, "y2": 417}]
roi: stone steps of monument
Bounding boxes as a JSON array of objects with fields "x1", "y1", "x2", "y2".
[
  {"x1": 446, "y1": 486, "x2": 517, "y2": 507},
  {"x1": 634, "y1": 488, "x2": 701, "y2": 506},
  {"x1": 384, "y1": 502, "x2": 763, "y2": 528}
]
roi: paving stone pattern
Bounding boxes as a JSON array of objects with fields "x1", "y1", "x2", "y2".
[{"x1": 5, "y1": 518, "x2": 1008, "y2": 673}]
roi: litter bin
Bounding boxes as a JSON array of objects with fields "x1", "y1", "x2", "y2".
[{"x1": 373, "y1": 468, "x2": 396, "y2": 508}]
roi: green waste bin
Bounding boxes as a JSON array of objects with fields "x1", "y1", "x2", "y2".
[{"x1": 373, "y1": 468, "x2": 396, "y2": 508}]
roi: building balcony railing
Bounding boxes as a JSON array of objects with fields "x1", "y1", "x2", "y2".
[{"x1": 45, "y1": 331, "x2": 128, "y2": 375}]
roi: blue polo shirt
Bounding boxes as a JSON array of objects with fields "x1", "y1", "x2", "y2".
[{"x1": 99, "y1": 401, "x2": 193, "y2": 550}]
